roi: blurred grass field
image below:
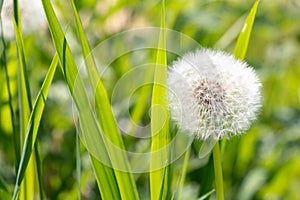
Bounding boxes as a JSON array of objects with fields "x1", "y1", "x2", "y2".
[{"x1": 1, "y1": 0, "x2": 300, "y2": 199}]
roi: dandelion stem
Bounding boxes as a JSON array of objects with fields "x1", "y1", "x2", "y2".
[{"x1": 212, "y1": 141, "x2": 224, "y2": 200}]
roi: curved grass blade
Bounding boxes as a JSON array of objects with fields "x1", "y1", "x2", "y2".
[
  {"x1": 40, "y1": 1, "x2": 119, "y2": 199},
  {"x1": 12, "y1": 54, "x2": 59, "y2": 199},
  {"x1": 198, "y1": 189, "x2": 215, "y2": 200},
  {"x1": 214, "y1": 14, "x2": 248, "y2": 49},
  {"x1": 0, "y1": 4, "x2": 20, "y2": 169},
  {"x1": 175, "y1": 147, "x2": 191, "y2": 199},
  {"x1": 234, "y1": 0, "x2": 260, "y2": 60},
  {"x1": 157, "y1": 161, "x2": 168, "y2": 200},
  {"x1": 34, "y1": 143, "x2": 44, "y2": 200},
  {"x1": 222, "y1": 0, "x2": 261, "y2": 156},
  {"x1": 42, "y1": 0, "x2": 138, "y2": 199},
  {"x1": 150, "y1": 0, "x2": 171, "y2": 199},
  {"x1": 12, "y1": 12, "x2": 41, "y2": 199},
  {"x1": 76, "y1": 131, "x2": 81, "y2": 200},
  {"x1": 70, "y1": 0, "x2": 98, "y2": 87},
  {"x1": 71, "y1": 1, "x2": 138, "y2": 199}
]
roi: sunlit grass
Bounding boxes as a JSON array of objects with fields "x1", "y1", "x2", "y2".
[{"x1": 0, "y1": 0, "x2": 299, "y2": 199}]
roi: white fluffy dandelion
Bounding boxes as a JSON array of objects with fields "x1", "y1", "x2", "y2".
[{"x1": 167, "y1": 49, "x2": 261, "y2": 140}]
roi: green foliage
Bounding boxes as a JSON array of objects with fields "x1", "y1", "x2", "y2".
[
  {"x1": 234, "y1": 0, "x2": 260, "y2": 60},
  {"x1": 150, "y1": 1, "x2": 172, "y2": 199},
  {"x1": 41, "y1": 0, "x2": 138, "y2": 199},
  {"x1": 12, "y1": 3, "x2": 44, "y2": 198},
  {"x1": 0, "y1": 0, "x2": 299, "y2": 199}
]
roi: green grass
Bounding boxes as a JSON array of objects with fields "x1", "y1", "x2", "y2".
[
  {"x1": 1, "y1": 0, "x2": 299, "y2": 199},
  {"x1": 234, "y1": 0, "x2": 260, "y2": 60},
  {"x1": 41, "y1": 0, "x2": 138, "y2": 199},
  {"x1": 150, "y1": 1, "x2": 172, "y2": 200},
  {"x1": 12, "y1": 2, "x2": 44, "y2": 198}
]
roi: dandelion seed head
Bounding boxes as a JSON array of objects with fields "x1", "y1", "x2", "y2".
[{"x1": 167, "y1": 49, "x2": 262, "y2": 140}]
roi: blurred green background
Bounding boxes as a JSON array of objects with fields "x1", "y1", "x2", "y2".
[{"x1": 1, "y1": 0, "x2": 300, "y2": 199}]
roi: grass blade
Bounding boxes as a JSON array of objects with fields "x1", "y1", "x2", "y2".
[
  {"x1": 233, "y1": 0, "x2": 260, "y2": 60},
  {"x1": 198, "y1": 189, "x2": 215, "y2": 200},
  {"x1": 12, "y1": 54, "x2": 59, "y2": 199},
  {"x1": 40, "y1": 1, "x2": 119, "y2": 198},
  {"x1": 0, "y1": 5, "x2": 20, "y2": 169},
  {"x1": 150, "y1": 0, "x2": 171, "y2": 199},
  {"x1": 71, "y1": 1, "x2": 138, "y2": 199},
  {"x1": 70, "y1": 0, "x2": 98, "y2": 87},
  {"x1": 76, "y1": 131, "x2": 81, "y2": 200},
  {"x1": 157, "y1": 161, "x2": 168, "y2": 200},
  {"x1": 12, "y1": 11, "x2": 39, "y2": 199},
  {"x1": 221, "y1": 0, "x2": 261, "y2": 157},
  {"x1": 42, "y1": 0, "x2": 139, "y2": 199},
  {"x1": 34, "y1": 143, "x2": 44, "y2": 200},
  {"x1": 176, "y1": 147, "x2": 191, "y2": 199}
]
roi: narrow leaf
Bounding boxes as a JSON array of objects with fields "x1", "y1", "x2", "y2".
[
  {"x1": 71, "y1": 1, "x2": 138, "y2": 199},
  {"x1": 176, "y1": 147, "x2": 191, "y2": 199},
  {"x1": 12, "y1": 54, "x2": 59, "y2": 199},
  {"x1": 0, "y1": 8, "x2": 20, "y2": 167},
  {"x1": 150, "y1": 0, "x2": 171, "y2": 199},
  {"x1": 158, "y1": 161, "x2": 168, "y2": 200},
  {"x1": 42, "y1": 0, "x2": 138, "y2": 199},
  {"x1": 76, "y1": 132, "x2": 81, "y2": 200},
  {"x1": 41, "y1": 0, "x2": 119, "y2": 196},
  {"x1": 234, "y1": 0, "x2": 260, "y2": 60},
  {"x1": 70, "y1": 0, "x2": 98, "y2": 87},
  {"x1": 12, "y1": 13, "x2": 38, "y2": 200},
  {"x1": 198, "y1": 189, "x2": 215, "y2": 200},
  {"x1": 34, "y1": 144, "x2": 44, "y2": 200},
  {"x1": 222, "y1": 0, "x2": 260, "y2": 157}
]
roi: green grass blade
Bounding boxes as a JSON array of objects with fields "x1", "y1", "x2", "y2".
[
  {"x1": 13, "y1": 12, "x2": 32, "y2": 120},
  {"x1": 41, "y1": 1, "x2": 139, "y2": 199},
  {"x1": 70, "y1": 0, "x2": 98, "y2": 87},
  {"x1": 12, "y1": 12, "x2": 39, "y2": 199},
  {"x1": 12, "y1": 54, "x2": 59, "y2": 199},
  {"x1": 0, "y1": 8, "x2": 20, "y2": 168},
  {"x1": 233, "y1": 0, "x2": 260, "y2": 60},
  {"x1": 70, "y1": 1, "x2": 139, "y2": 199},
  {"x1": 157, "y1": 161, "x2": 168, "y2": 200},
  {"x1": 222, "y1": 0, "x2": 260, "y2": 157},
  {"x1": 12, "y1": 0, "x2": 20, "y2": 27},
  {"x1": 34, "y1": 144, "x2": 44, "y2": 200},
  {"x1": 176, "y1": 147, "x2": 191, "y2": 199},
  {"x1": 198, "y1": 189, "x2": 215, "y2": 200},
  {"x1": 150, "y1": 0, "x2": 171, "y2": 199},
  {"x1": 94, "y1": 81, "x2": 139, "y2": 200},
  {"x1": 76, "y1": 131, "x2": 81, "y2": 200},
  {"x1": 40, "y1": 1, "x2": 120, "y2": 198}
]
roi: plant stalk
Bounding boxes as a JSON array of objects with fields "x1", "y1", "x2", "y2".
[{"x1": 212, "y1": 141, "x2": 224, "y2": 200}]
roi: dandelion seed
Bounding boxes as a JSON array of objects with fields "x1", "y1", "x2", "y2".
[{"x1": 167, "y1": 49, "x2": 262, "y2": 140}]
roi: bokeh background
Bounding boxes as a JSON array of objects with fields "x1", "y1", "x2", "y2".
[{"x1": 1, "y1": 0, "x2": 300, "y2": 199}]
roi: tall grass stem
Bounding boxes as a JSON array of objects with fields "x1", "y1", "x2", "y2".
[{"x1": 213, "y1": 141, "x2": 224, "y2": 200}]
